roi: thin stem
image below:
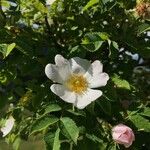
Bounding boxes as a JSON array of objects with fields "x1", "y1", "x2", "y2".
[
  {"x1": 70, "y1": 142, "x2": 73, "y2": 150},
  {"x1": 72, "y1": 105, "x2": 75, "y2": 111},
  {"x1": 102, "y1": 93, "x2": 113, "y2": 102},
  {"x1": 44, "y1": 16, "x2": 62, "y2": 49}
]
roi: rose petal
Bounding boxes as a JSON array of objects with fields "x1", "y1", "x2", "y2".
[
  {"x1": 131, "y1": 131, "x2": 135, "y2": 141},
  {"x1": 46, "y1": 0, "x2": 56, "y2": 5},
  {"x1": 112, "y1": 124, "x2": 135, "y2": 148},
  {"x1": 119, "y1": 134, "x2": 130, "y2": 143},
  {"x1": 69, "y1": 57, "x2": 91, "y2": 74},
  {"x1": 55, "y1": 54, "x2": 68, "y2": 66},
  {"x1": 50, "y1": 84, "x2": 76, "y2": 103},
  {"x1": 84, "y1": 60, "x2": 103, "y2": 78},
  {"x1": 84, "y1": 60, "x2": 109, "y2": 88},
  {"x1": 88, "y1": 73, "x2": 109, "y2": 88},
  {"x1": 112, "y1": 132, "x2": 123, "y2": 140},
  {"x1": 112, "y1": 124, "x2": 129, "y2": 133},
  {"x1": 124, "y1": 142, "x2": 133, "y2": 148},
  {"x1": 45, "y1": 63, "x2": 70, "y2": 83},
  {"x1": 75, "y1": 89, "x2": 102, "y2": 109},
  {"x1": 1, "y1": 116, "x2": 15, "y2": 137}
]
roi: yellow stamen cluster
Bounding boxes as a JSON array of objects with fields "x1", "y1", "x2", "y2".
[{"x1": 65, "y1": 74, "x2": 88, "y2": 94}]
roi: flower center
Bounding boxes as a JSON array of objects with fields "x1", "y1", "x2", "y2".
[{"x1": 65, "y1": 74, "x2": 88, "y2": 94}]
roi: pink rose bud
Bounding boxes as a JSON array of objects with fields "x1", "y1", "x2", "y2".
[{"x1": 112, "y1": 124, "x2": 135, "y2": 148}]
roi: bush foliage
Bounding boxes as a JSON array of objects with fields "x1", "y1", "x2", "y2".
[{"x1": 0, "y1": 0, "x2": 150, "y2": 149}]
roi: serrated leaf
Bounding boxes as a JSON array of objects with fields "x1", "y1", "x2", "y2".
[
  {"x1": 112, "y1": 74, "x2": 131, "y2": 90},
  {"x1": 69, "y1": 45, "x2": 86, "y2": 58},
  {"x1": 53, "y1": 128, "x2": 61, "y2": 150},
  {"x1": 99, "y1": 32, "x2": 109, "y2": 40},
  {"x1": 137, "y1": 23, "x2": 150, "y2": 35},
  {"x1": 44, "y1": 128, "x2": 61, "y2": 150},
  {"x1": 44, "y1": 132, "x2": 55, "y2": 149},
  {"x1": 5, "y1": 43, "x2": 16, "y2": 57},
  {"x1": 140, "y1": 107, "x2": 150, "y2": 117},
  {"x1": 0, "y1": 43, "x2": 16, "y2": 58},
  {"x1": 86, "y1": 134, "x2": 103, "y2": 143},
  {"x1": 85, "y1": 134, "x2": 107, "y2": 149},
  {"x1": 30, "y1": 116, "x2": 59, "y2": 135},
  {"x1": 60, "y1": 117, "x2": 79, "y2": 144},
  {"x1": 83, "y1": 0, "x2": 99, "y2": 11},
  {"x1": 130, "y1": 114, "x2": 150, "y2": 132},
  {"x1": 34, "y1": 1, "x2": 48, "y2": 14},
  {"x1": 82, "y1": 32, "x2": 108, "y2": 52},
  {"x1": 67, "y1": 109, "x2": 86, "y2": 117},
  {"x1": 42, "y1": 104, "x2": 61, "y2": 116},
  {"x1": 107, "y1": 143, "x2": 117, "y2": 150}
]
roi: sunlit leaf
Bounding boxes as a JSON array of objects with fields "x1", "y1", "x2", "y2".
[
  {"x1": 30, "y1": 116, "x2": 59, "y2": 135},
  {"x1": 82, "y1": 32, "x2": 109, "y2": 52},
  {"x1": 112, "y1": 74, "x2": 131, "y2": 90},
  {"x1": 5, "y1": 43, "x2": 16, "y2": 57},
  {"x1": 60, "y1": 117, "x2": 79, "y2": 144},
  {"x1": 137, "y1": 23, "x2": 150, "y2": 35},
  {"x1": 83, "y1": 0, "x2": 99, "y2": 11},
  {"x1": 130, "y1": 114, "x2": 150, "y2": 132},
  {"x1": 42, "y1": 104, "x2": 62, "y2": 116}
]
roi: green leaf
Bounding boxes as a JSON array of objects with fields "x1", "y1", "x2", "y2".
[
  {"x1": 0, "y1": 44, "x2": 6, "y2": 54},
  {"x1": 34, "y1": 1, "x2": 48, "y2": 14},
  {"x1": 86, "y1": 134, "x2": 103, "y2": 143},
  {"x1": 60, "y1": 117, "x2": 79, "y2": 144},
  {"x1": 130, "y1": 114, "x2": 150, "y2": 132},
  {"x1": 83, "y1": 0, "x2": 99, "y2": 11},
  {"x1": 112, "y1": 74, "x2": 131, "y2": 90},
  {"x1": 12, "y1": 136, "x2": 21, "y2": 150},
  {"x1": 107, "y1": 143, "x2": 117, "y2": 150},
  {"x1": 67, "y1": 109, "x2": 86, "y2": 117},
  {"x1": 53, "y1": 128, "x2": 61, "y2": 150},
  {"x1": 112, "y1": 41, "x2": 119, "y2": 50},
  {"x1": 1, "y1": 0, "x2": 11, "y2": 8},
  {"x1": 44, "y1": 132, "x2": 55, "y2": 149},
  {"x1": 0, "y1": 43, "x2": 16, "y2": 58},
  {"x1": 108, "y1": 40, "x2": 119, "y2": 58},
  {"x1": 5, "y1": 43, "x2": 16, "y2": 57},
  {"x1": 30, "y1": 116, "x2": 59, "y2": 135},
  {"x1": 44, "y1": 128, "x2": 61, "y2": 150},
  {"x1": 42, "y1": 104, "x2": 62, "y2": 116},
  {"x1": 69, "y1": 45, "x2": 86, "y2": 58},
  {"x1": 140, "y1": 107, "x2": 150, "y2": 117},
  {"x1": 137, "y1": 23, "x2": 150, "y2": 35},
  {"x1": 82, "y1": 32, "x2": 109, "y2": 52}
]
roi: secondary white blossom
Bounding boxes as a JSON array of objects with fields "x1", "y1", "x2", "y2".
[
  {"x1": 46, "y1": 0, "x2": 56, "y2": 6},
  {"x1": 1, "y1": 116, "x2": 15, "y2": 137},
  {"x1": 45, "y1": 54, "x2": 109, "y2": 109}
]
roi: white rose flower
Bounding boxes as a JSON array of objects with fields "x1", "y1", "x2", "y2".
[
  {"x1": 45, "y1": 54, "x2": 109, "y2": 109},
  {"x1": 46, "y1": 0, "x2": 56, "y2": 6},
  {"x1": 1, "y1": 116, "x2": 15, "y2": 137}
]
